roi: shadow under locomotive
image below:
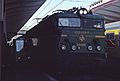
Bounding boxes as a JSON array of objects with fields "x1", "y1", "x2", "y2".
[{"x1": 15, "y1": 7, "x2": 107, "y2": 76}]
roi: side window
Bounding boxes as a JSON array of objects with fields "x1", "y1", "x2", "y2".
[{"x1": 94, "y1": 20, "x2": 103, "y2": 28}]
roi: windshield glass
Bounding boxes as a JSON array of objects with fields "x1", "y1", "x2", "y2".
[
  {"x1": 58, "y1": 18, "x2": 80, "y2": 27},
  {"x1": 84, "y1": 19, "x2": 104, "y2": 29}
]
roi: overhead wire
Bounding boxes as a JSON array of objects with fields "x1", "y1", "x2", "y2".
[
  {"x1": 41, "y1": 0, "x2": 65, "y2": 18},
  {"x1": 41, "y1": 0, "x2": 95, "y2": 18},
  {"x1": 65, "y1": 0, "x2": 86, "y2": 2},
  {"x1": 64, "y1": 0, "x2": 96, "y2": 8},
  {"x1": 36, "y1": 0, "x2": 53, "y2": 17},
  {"x1": 64, "y1": 0, "x2": 97, "y2": 3}
]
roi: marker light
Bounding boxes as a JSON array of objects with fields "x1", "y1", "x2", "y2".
[
  {"x1": 61, "y1": 45, "x2": 66, "y2": 50},
  {"x1": 83, "y1": 10, "x2": 88, "y2": 14},
  {"x1": 78, "y1": 46, "x2": 81, "y2": 50},
  {"x1": 79, "y1": 10, "x2": 84, "y2": 14},
  {"x1": 79, "y1": 8, "x2": 88, "y2": 14},
  {"x1": 88, "y1": 45, "x2": 93, "y2": 51},
  {"x1": 72, "y1": 45, "x2": 77, "y2": 51},
  {"x1": 97, "y1": 46, "x2": 101, "y2": 51}
]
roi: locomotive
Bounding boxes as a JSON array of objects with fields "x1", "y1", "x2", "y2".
[{"x1": 16, "y1": 7, "x2": 107, "y2": 74}]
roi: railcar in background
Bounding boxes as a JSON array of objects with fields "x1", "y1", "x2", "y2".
[{"x1": 105, "y1": 29, "x2": 120, "y2": 58}]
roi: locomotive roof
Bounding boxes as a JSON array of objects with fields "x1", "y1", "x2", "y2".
[
  {"x1": 55, "y1": 12, "x2": 104, "y2": 20},
  {"x1": 80, "y1": 14, "x2": 104, "y2": 20}
]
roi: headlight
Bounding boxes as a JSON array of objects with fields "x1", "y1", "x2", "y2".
[
  {"x1": 72, "y1": 45, "x2": 77, "y2": 51},
  {"x1": 96, "y1": 46, "x2": 101, "y2": 51},
  {"x1": 61, "y1": 45, "x2": 66, "y2": 50},
  {"x1": 79, "y1": 10, "x2": 84, "y2": 14},
  {"x1": 87, "y1": 45, "x2": 93, "y2": 51},
  {"x1": 83, "y1": 10, "x2": 88, "y2": 14},
  {"x1": 78, "y1": 46, "x2": 81, "y2": 50},
  {"x1": 79, "y1": 8, "x2": 88, "y2": 14},
  {"x1": 27, "y1": 56, "x2": 31, "y2": 59}
]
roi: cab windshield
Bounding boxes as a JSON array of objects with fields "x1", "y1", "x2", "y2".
[
  {"x1": 84, "y1": 19, "x2": 104, "y2": 29},
  {"x1": 58, "y1": 18, "x2": 80, "y2": 27}
]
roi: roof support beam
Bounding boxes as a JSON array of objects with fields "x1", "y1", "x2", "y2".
[
  {"x1": 101, "y1": 8, "x2": 120, "y2": 16},
  {"x1": 0, "y1": 0, "x2": 4, "y2": 20},
  {"x1": 6, "y1": 1, "x2": 44, "y2": 10},
  {"x1": 0, "y1": 22, "x2": 2, "y2": 81},
  {"x1": 95, "y1": 13, "x2": 120, "y2": 20},
  {"x1": 0, "y1": 0, "x2": 4, "y2": 81},
  {"x1": 6, "y1": 7, "x2": 37, "y2": 15},
  {"x1": 6, "y1": 4, "x2": 40, "y2": 10},
  {"x1": 6, "y1": 11, "x2": 34, "y2": 17},
  {"x1": 112, "y1": 4, "x2": 120, "y2": 8},
  {"x1": 1, "y1": 0, "x2": 16, "y2": 81},
  {"x1": 6, "y1": 0, "x2": 44, "y2": 4}
]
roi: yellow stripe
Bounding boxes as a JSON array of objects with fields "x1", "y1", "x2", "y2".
[{"x1": 105, "y1": 29, "x2": 120, "y2": 35}]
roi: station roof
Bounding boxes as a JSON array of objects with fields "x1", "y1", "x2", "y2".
[
  {"x1": 90, "y1": 0, "x2": 120, "y2": 23},
  {"x1": 6, "y1": 0, "x2": 46, "y2": 39}
]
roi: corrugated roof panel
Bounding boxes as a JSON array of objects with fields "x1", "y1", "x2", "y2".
[{"x1": 5, "y1": 0, "x2": 46, "y2": 39}]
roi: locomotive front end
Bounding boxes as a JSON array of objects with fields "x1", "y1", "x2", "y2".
[{"x1": 56, "y1": 8, "x2": 107, "y2": 74}]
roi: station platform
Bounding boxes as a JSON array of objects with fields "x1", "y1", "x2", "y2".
[{"x1": 16, "y1": 59, "x2": 120, "y2": 81}]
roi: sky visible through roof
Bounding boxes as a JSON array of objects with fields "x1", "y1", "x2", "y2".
[
  {"x1": 19, "y1": 0, "x2": 99, "y2": 32},
  {"x1": 38, "y1": 0, "x2": 99, "y2": 17}
]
